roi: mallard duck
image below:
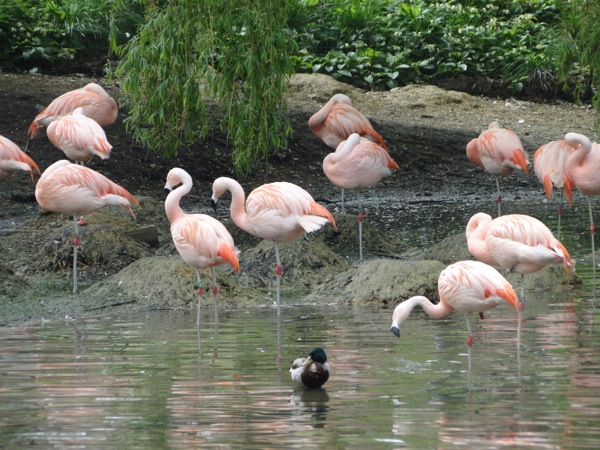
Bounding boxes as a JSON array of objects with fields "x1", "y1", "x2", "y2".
[{"x1": 290, "y1": 348, "x2": 330, "y2": 388}]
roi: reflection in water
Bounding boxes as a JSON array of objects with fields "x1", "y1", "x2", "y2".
[{"x1": 0, "y1": 293, "x2": 599, "y2": 448}]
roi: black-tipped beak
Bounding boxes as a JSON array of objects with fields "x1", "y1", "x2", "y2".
[
  {"x1": 164, "y1": 187, "x2": 171, "y2": 196},
  {"x1": 211, "y1": 199, "x2": 218, "y2": 213},
  {"x1": 391, "y1": 326, "x2": 400, "y2": 338}
]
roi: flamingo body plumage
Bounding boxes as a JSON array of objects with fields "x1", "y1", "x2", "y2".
[
  {"x1": 390, "y1": 260, "x2": 522, "y2": 354},
  {"x1": 46, "y1": 107, "x2": 112, "y2": 164},
  {"x1": 323, "y1": 133, "x2": 398, "y2": 260},
  {"x1": 35, "y1": 160, "x2": 139, "y2": 293},
  {"x1": 28, "y1": 83, "x2": 118, "y2": 139},
  {"x1": 466, "y1": 121, "x2": 529, "y2": 215},
  {"x1": 0, "y1": 135, "x2": 40, "y2": 181},
  {"x1": 533, "y1": 140, "x2": 574, "y2": 200},
  {"x1": 466, "y1": 212, "x2": 572, "y2": 300},
  {"x1": 165, "y1": 169, "x2": 240, "y2": 327},
  {"x1": 211, "y1": 177, "x2": 335, "y2": 313},
  {"x1": 323, "y1": 133, "x2": 398, "y2": 190},
  {"x1": 308, "y1": 93, "x2": 387, "y2": 150}
]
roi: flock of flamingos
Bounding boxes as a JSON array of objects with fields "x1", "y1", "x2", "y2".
[{"x1": 0, "y1": 82, "x2": 598, "y2": 380}]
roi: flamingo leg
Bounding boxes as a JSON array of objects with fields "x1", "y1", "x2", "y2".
[
  {"x1": 557, "y1": 188, "x2": 564, "y2": 240},
  {"x1": 72, "y1": 215, "x2": 80, "y2": 294},
  {"x1": 274, "y1": 243, "x2": 282, "y2": 315},
  {"x1": 357, "y1": 191, "x2": 364, "y2": 262},
  {"x1": 520, "y1": 273, "x2": 525, "y2": 303},
  {"x1": 588, "y1": 197, "x2": 596, "y2": 283},
  {"x1": 464, "y1": 314, "x2": 473, "y2": 371},
  {"x1": 341, "y1": 188, "x2": 345, "y2": 213},
  {"x1": 210, "y1": 267, "x2": 218, "y2": 321},
  {"x1": 495, "y1": 176, "x2": 502, "y2": 217},
  {"x1": 195, "y1": 268, "x2": 204, "y2": 330}
]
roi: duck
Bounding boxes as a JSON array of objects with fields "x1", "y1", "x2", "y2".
[{"x1": 290, "y1": 348, "x2": 331, "y2": 388}]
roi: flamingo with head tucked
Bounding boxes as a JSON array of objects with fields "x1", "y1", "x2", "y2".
[
  {"x1": 0, "y1": 135, "x2": 40, "y2": 182},
  {"x1": 46, "y1": 107, "x2": 113, "y2": 165},
  {"x1": 466, "y1": 212, "x2": 572, "y2": 302},
  {"x1": 323, "y1": 133, "x2": 398, "y2": 261},
  {"x1": 309, "y1": 93, "x2": 387, "y2": 211},
  {"x1": 533, "y1": 139, "x2": 574, "y2": 239},
  {"x1": 466, "y1": 121, "x2": 530, "y2": 216},
  {"x1": 211, "y1": 177, "x2": 335, "y2": 314},
  {"x1": 27, "y1": 83, "x2": 117, "y2": 151},
  {"x1": 164, "y1": 168, "x2": 240, "y2": 329},
  {"x1": 35, "y1": 160, "x2": 139, "y2": 294},
  {"x1": 564, "y1": 132, "x2": 600, "y2": 280}
]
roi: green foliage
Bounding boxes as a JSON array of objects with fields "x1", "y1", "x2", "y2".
[
  {"x1": 549, "y1": 1, "x2": 600, "y2": 101},
  {"x1": 291, "y1": 0, "x2": 561, "y2": 93},
  {"x1": 113, "y1": 0, "x2": 296, "y2": 175},
  {"x1": 0, "y1": 0, "x2": 143, "y2": 72}
]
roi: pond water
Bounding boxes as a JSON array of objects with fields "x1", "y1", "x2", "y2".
[{"x1": 0, "y1": 289, "x2": 599, "y2": 449}]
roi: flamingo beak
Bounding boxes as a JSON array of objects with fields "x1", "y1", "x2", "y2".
[
  {"x1": 164, "y1": 187, "x2": 171, "y2": 196},
  {"x1": 391, "y1": 326, "x2": 400, "y2": 338},
  {"x1": 211, "y1": 199, "x2": 218, "y2": 213}
]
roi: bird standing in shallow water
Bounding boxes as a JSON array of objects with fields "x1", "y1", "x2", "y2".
[
  {"x1": 290, "y1": 348, "x2": 330, "y2": 388},
  {"x1": 323, "y1": 133, "x2": 398, "y2": 262},
  {"x1": 466, "y1": 121, "x2": 529, "y2": 216},
  {"x1": 533, "y1": 139, "x2": 574, "y2": 239},
  {"x1": 466, "y1": 212, "x2": 572, "y2": 302},
  {"x1": 35, "y1": 160, "x2": 139, "y2": 294},
  {"x1": 390, "y1": 260, "x2": 523, "y2": 369},
  {"x1": 564, "y1": 132, "x2": 600, "y2": 282},
  {"x1": 165, "y1": 169, "x2": 240, "y2": 329},
  {"x1": 211, "y1": 177, "x2": 335, "y2": 315},
  {"x1": 309, "y1": 93, "x2": 387, "y2": 211}
]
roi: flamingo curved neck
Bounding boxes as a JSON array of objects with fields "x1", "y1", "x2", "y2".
[
  {"x1": 223, "y1": 180, "x2": 254, "y2": 234},
  {"x1": 392, "y1": 296, "x2": 454, "y2": 327},
  {"x1": 165, "y1": 180, "x2": 191, "y2": 223},
  {"x1": 466, "y1": 214, "x2": 494, "y2": 264}
]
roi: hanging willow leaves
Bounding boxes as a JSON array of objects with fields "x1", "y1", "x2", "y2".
[{"x1": 110, "y1": 0, "x2": 296, "y2": 175}]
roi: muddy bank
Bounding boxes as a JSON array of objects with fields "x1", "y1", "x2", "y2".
[{"x1": 0, "y1": 73, "x2": 591, "y2": 325}]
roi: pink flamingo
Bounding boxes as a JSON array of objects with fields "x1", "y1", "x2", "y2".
[
  {"x1": 466, "y1": 212, "x2": 572, "y2": 301},
  {"x1": 27, "y1": 83, "x2": 117, "y2": 149},
  {"x1": 466, "y1": 121, "x2": 530, "y2": 216},
  {"x1": 165, "y1": 169, "x2": 240, "y2": 328},
  {"x1": 46, "y1": 107, "x2": 112, "y2": 164},
  {"x1": 564, "y1": 132, "x2": 600, "y2": 280},
  {"x1": 0, "y1": 135, "x2": 40, "y2": 182},
  {"x1": 390, "y1": 260, "x2": 522, "y2": 369},
  {"x1": 533, "y1": 139, "x2": 574, "y2": 239},
  {"x1": 211, "y1": 176, "x2": 336, "y2": 314},
  {"x1": 35, "y1": 160, "x2": 139, "y2": 294},
  {"x1": 309, "y1": 93, "x2": 387, "y2": 210},
  {"x1": 323, "y1": 133, "x2": 398, "y2": 261},
  {"x1": 308, "y1": 93, "x2": 387, "y2": 150}
]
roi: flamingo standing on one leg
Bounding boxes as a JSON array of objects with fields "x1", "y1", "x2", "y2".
[
  {"x1": 308, "y1": 93, "x2": 387, "y2": 211},
  {"x1": 165, "y1": 169, "x2": 240, "y2": 329},
  {"x1": 323, "y1": 133, "x2": 398, "y2": 262},
  {"x1": 27, "y1": 82, "x2": 118, "y2": 151},
  {"x1": 35, "y1": 160, "x2": 139, "y2": 294},
  {"x1": 390, "y1": 260, "x2": 523, "y2": 369},
  {"x1": 46, "y1": 107, "x2": 112, "y2": 165},
  {"x1": 466, "y1": 121, "x2": 530, "y2": 216},
  {"x1": 564, "y1": 132, "x2": 600, "y2": 282},
  {"x1": 0, "y1": 135, "x2": 40, "y2": 182},
  {"x1": 210, "y1": 177, "x2": 336, "y2": 315},
  {"x1": 533, "y1": 140, "x2": 574, "y2": 239},
  {"x1": 466, "y1": 212, "x2": 572, "y2": 302}
]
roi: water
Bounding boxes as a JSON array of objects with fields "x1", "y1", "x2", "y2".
[{"x1": 0, "y1": 293, "x2": 599, "y2": 449}]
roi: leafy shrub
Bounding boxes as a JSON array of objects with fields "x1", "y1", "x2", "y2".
[{"x1": 291, "y1": 0, "x2": 561, "y2": 93}]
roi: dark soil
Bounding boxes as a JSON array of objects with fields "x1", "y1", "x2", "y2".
[{"x1": 0, "y1": 72, "x2": 595, "y2": 325}]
